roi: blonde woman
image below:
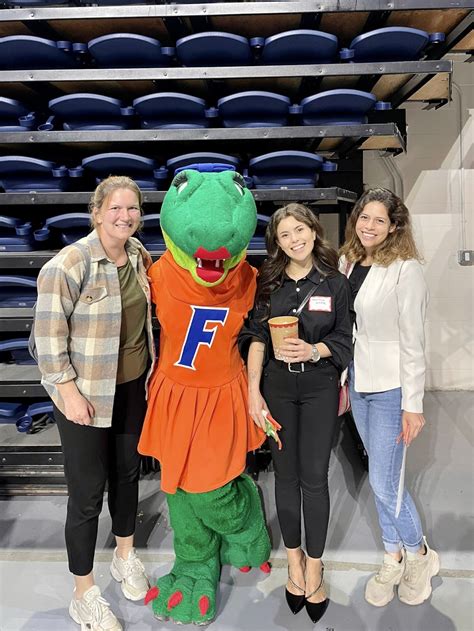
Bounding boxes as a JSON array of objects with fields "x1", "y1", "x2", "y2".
[
  {"x1": 34, "y1": 176, "x2": 155, "y2": 630},
  {"x1": 340, "y1": 188, "x2": 439, "y2": 608}
]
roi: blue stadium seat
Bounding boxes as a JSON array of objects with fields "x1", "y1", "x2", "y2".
[
  {"x1": 0, "y1": 276, "x2": 37, "y2": 307},
  {"x1": 167, "y1": 153, "x2": 240, "y2": 175},
  {"x1": 0, "y1": 156, "x2": 77, "y2": 192},
  {"x1": 40, "y1": 94, "x2": 134, "y2": 131},
  {"x1": 87, "y1": 33, "x2": 175, "y2": 68},
  {"x1": 81, "y1": 153, "x2": 168, "y2": 190},
  {"x1": 0, "y1": 401, "x2": 54, "y2": 434},
  {"x1": 138, "y1": 214, "x2": 163, "y2": 250},
  {"x1": 133, "y1": 93, "x2": 217, "y2": 129},
  {"x1": 0, "y1": 402, "x2": 26, "y2": 423},
  {"x1": 3, "y1": 0, "x2": 69, "y2": 5},
  {"x1": 18, "y1": 401, "x2": 55, "y2": 433},
  {"x1": 249, "y1": 213, "x2": 269, "y2": 250},
  {"x1": 0, "y1": 36, "x2": 86, "y2": 70},
  {"x1": 297, "y1": 89, "x2": 391, "y2": 126},
  {"x1": 340, "y1": 27, "x2": 445, "y2": 62},
  {"x1": 217, "y1": 91, "x2": 295, "y2": 128},
  {"x1": 258, "y1": 29, "x2": 339, "y2": 64},
  {"x1": 34, "y1": 213, "x2": 91, "y2": 246},
  {"x1": 176, "y1": 32, "x2": 255, "y2": 67},
  {"x1": 0, "y1": 97, "x2": 36, "y2": 132},
  {"x1": 0, "y1": 338, "x2": 35, "y2": 365},
  {"x1": 246, "y1": 150, "x2": 337, "y2": 189},
  {"x1": 0, "y1": 215, "x2": 34, "y2": 252},
  {"x1": 80, "y1": 0, "x2": 147, "y2": 4}
]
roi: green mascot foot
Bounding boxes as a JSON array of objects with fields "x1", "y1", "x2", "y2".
[
  {"x1": 145, "y1": 556, "x2": 219, "y2": 625},
  {"x1": 219, "y1": 475, "x2": 271, "y2": 575}
]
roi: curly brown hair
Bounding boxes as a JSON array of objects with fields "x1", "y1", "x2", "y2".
[
  {"x1": 255, "y1": 203, "x2": 338, "y2": 318},
  {"x1": 340, "y1": 187, "x2": 421, "y2": 265}
]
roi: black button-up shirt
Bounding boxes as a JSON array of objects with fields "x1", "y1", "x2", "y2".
[{"x1": 240, "y1": 267, "x2": 353, "y2": 372}]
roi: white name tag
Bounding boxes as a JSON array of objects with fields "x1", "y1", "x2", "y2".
[{"x1": 309, "y1": 296, "x2": 332, "y2": 312}]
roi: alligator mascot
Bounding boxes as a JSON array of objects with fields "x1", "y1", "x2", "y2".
[{"x1": 138, "y1": 168, "x2": 272, "y2": 625}]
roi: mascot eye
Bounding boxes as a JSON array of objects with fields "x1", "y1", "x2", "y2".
[
  {"x1": 177, "y1": 180, "x2": 189, "y2": 194},
  {"x1": 173, "y1": 171, "x2": 189, "y2": 194},
  {"x1": 234, "y1": 181, "x2": 244, "y2": 196}
]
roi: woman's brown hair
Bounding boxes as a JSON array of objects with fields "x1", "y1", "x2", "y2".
[
  {"x1": 340, "y1": 187, "x2": 421, "y2": 265},
  {"x1": 255, "y1": 203, "x2": 339, "y2": 318}
]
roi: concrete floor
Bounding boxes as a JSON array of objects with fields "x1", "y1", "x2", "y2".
[{"x1": 0, "y1": 391, "x2": 473, "y2": 630}]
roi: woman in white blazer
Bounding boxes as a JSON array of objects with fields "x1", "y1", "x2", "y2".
[{"x1": 339, "y1": 188, "x2": 439, "y2": 608}]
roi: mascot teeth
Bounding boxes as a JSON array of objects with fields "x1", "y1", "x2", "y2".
[
  {"x1": 195, "y1": 258, "x2": 224, "y2": 272},
  {"x1": 194, "y1": 256, "x2": 225, "y2": 282}
]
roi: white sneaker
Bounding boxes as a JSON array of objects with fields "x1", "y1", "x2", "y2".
[
  {"x1": 398, "y1": 538, "x2": 440, "y2": 605},
  {"x1": 110, "y1": 547, "x2": 150, "y2": 601},
  {"x1": 69, "y1": 585, "x2": 122, "y2": 631},
  {"x1": 365, "y1": 550, "x2": 405, "y2": 607}
]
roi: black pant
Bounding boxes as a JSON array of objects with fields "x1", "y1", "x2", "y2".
[
  {"x1": 55, "y1": 371, "x2": 147, "y2": 576},
  {"x1": 262, "y1": 359, "x2": 339, "y2": 558}
]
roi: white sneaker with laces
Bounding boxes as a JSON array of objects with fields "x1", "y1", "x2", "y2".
[
  {"x1": 398, "y1": 537, "x2": 440, "y2": 605},
  {"x1": 69, "y1": 585, "x2": 122, "y2": 631},
  {"x1": 365, "y1": 550, "x2": 405, "y2": 607},
  {"x1": 110, "y1": 547, "x2": 150, "y2": 601}
]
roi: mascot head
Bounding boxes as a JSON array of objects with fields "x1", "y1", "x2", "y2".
[{"x1": 160, "y1": 169, "x2": 257, "y2": 287}]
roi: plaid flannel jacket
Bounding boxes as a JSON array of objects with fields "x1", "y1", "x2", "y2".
[{"x1": 34, "y1": 229, "x2": 155, "y2": 427}]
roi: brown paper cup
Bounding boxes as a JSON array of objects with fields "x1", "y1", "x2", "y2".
[{"x1": 268, "y1": 316, "x2": 299, "y2": 360}]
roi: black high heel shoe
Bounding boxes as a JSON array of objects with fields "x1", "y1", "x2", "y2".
[
  {"x1": 285, "y1": 553, "x2": 306, "y2": 615},
  {"x1": 305, "y1": 562, "x2": 329, "y2": 624},
  {"x1": 285, "y1": 575, "x2": 306, "y2": 615}
]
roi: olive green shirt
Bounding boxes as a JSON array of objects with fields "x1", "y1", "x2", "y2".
[{"x1": 116, "y1": 258, "x2": 149, "y2": 384}]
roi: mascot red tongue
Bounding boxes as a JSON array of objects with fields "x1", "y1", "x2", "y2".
[
  {"x1": 194, "y1": 246, "x2": 231, "y2": 282},
  {"x1": 138, "y1": 168, "x2": 271, "y2": 625}
]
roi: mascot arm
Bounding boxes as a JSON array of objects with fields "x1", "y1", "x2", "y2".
[{"x1": 147, "y1": 259, "x2": 162, "y2": 306}]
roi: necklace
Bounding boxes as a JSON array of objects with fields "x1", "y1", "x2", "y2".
[{"x1": 286, "y1": 262, "x2": 313, "y2": 281}]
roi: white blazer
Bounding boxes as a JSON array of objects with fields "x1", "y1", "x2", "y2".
[{"x1": 340, "y1": 256, "x2": 428, "y2": 413}]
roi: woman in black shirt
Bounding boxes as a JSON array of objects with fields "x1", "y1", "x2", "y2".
[{"x1": 241, "y1": 204, "x2": 352, "y2": 624}]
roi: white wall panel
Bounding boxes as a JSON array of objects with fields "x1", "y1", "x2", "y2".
[{"x1": 364, "y1": 59, "x2": 474, "y2": 390}]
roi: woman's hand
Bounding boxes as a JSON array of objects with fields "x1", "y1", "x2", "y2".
[
  {"x1": 277, "y1": 338, "x2": 313, "y2": 363},
  {"x1": 63, "y1": 392, "x2": 95, "y2": 425},
  {"x1": 58, "y1": 381, "x2": 95, "y2": 425},
  {"x1": 397, "y1": 411, "x2": 426, "y2": 446},
  {"x1": 248, "y1": 389, "x2": 271, "y2": 431}
]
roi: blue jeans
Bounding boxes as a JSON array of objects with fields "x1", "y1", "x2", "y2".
[{"x1": 348, "y1": 363, "x2": 424, "y2": 554}]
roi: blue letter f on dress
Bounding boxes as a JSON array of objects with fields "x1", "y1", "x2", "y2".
[{"x1": 175, "y1": 306, "x2": 229, "y2": 370}]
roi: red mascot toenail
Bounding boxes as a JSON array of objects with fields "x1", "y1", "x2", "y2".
[
  {"x1": 144, "y1": 586, "x2": 159, "y2": 605},
  {"x1": 239, "y1": 565, "x2": 251, "y2": 573},
  {"x1": 168, "y1": 591, "x2": 183, "y2": 609},
  {"x1": 260, "y1": 561, "x2": 271, "y2": 574},
  {"x1": 199, "y1": 595, "x2": 210, "y2": 616}
]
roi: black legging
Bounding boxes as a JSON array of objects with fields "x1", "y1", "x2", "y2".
[
  {"x1": 55, "y1": 370, "x2": 147, "y2": 576},
  {"x1": 262, "y1": 358, "x2": 339, "y2": 558}
]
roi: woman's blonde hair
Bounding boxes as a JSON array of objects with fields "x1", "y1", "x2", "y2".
[
  {"x1": 89, "y1": 175, "x2": 143, "y2": 229},
  {"x1": 340, "y1": 187, "x2": 421, "y2": 265}
]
